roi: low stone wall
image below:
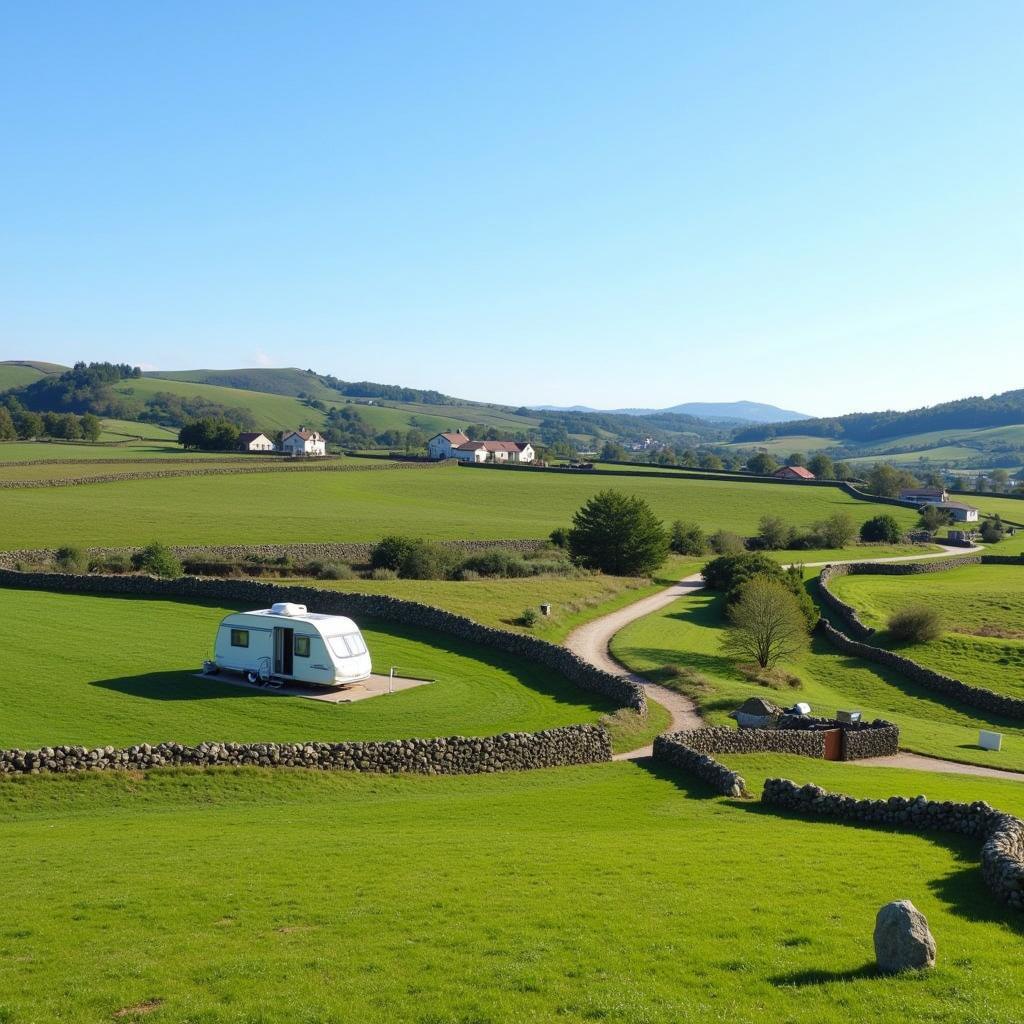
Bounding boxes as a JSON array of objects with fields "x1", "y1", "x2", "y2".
[
  {"x1": 0, "y1": 458, "x2": 445, "y2": 489},
  {"x1": 0, "y1": 570, "x2": 646, "y2": 714},
  {"x1": 0, "y1": 724, "x2": 611, "y2": 778},
  {"x1": 777, "y1": 714, "x2": 900, "y2": 759},
  {"x1": 817, "y1": 617, "x2": 1024, "y2": 719},
  {"x1": 0, "y1": 539, "x2": 549, "y2": 570},
  {"x1": 762, "y1": 778, "x2": 1024, "y2": 911},
  {"x1": 669, "y1": 726, "x2": 827, "y2": 759},
  {"x1": 652, "y1": 733, "x2": 748, "y2": 797}
]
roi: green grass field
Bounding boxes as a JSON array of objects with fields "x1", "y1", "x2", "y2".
[
  {"x1": 722, "y1": 433, "x2": 840, "y2": 455},
  {"x1": 828, "y1": 565, "x2": 1024, "y2": 699},
  {"x1": 612, "y1": 583, "x2": 1024, "y2": 772},
  {"x1": 0, "y1": 362, "x2": 50, "y2": 389},
  {"x1": 0, "y1": 466, "x2": 921, "y2": 549},
  {"x1": 0, "y1": 588, "x2": 618, "y2": 750},
  {"x1": 1, "y1": 757, "x2": 1022, "y2": 1023}
]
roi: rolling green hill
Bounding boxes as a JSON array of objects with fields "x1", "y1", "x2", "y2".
[{"x1": 0, "y1": 360, "x2": 67, "y2": 390}]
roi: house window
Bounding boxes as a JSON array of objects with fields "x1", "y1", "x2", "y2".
[
  {"x1": 230, "y1": 628, "x2": 249, "y2": 648},
  {"x1": 295, "y1": 635, "x2": 311, "y2": 658}
]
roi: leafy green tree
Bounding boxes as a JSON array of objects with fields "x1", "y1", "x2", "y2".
[
  {"x1": 135, "y1": 541, "x2": 183, "y2": 578},
  {"x1": 816, "y1": 512, "x2": 856, "y2": 548},
  {"x1": 918, "y1": 504, "x2": 952, "y2": 532},
  {"x1": 669, "y1": 520, "x2": 707, "y2": 556},
  {"x1": 786, "y1": 452, "x2": 807, "y2": 467},
  {"x1": 980, "y1": 516, "x2": 1005, "y2": 544},
  {"x1": 832, "y1": 460, "x2": 854, "y2": 481},
  {"x1": 990, "y1": 469, "x2": 1010, "y2": 493},
  {"x1": 599, "y1": 441, "x2": 626, "y2": 461},
  {"x1": 755, "y1": 515, "x2": 794, "y2": 550},
  {"x1": 0, "y1": 406, "x2": 16, "y2": 441},
  {"x1": 866, "y1": 463, "x2": 919, "y2": 498},
  {"x1": 720, "y1": 576, "x2": 811, "y2": 669},
  {"x1": 14, "y1": 410, "x2": 43, "y2": 439},
  {"x1": 80, "y1": 413, "x2": 102, "y2": 441},
  {"x1": 807, "y1": 453, "x2": 834, "y2": 479},
  {"x1": 746, "y1": 452, "x2": 778, "y2": 475},
  {"x1": 698, "y1": 452, "x2": 723, "y2": 471},
  {"x1": 860, "y1": 514, "x2": 903, "y2": 543},
  {"x1": 568, "y1": 490, "x2": 668, "y2": 575}
]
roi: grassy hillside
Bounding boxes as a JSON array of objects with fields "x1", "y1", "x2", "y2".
[
  {"x1": 147, "y1": 366, "x2": 348, "y2": 402},
  {"x1": 828, "y1": 565, "x2": 1024, "y2": 699},
  {"x1": 2, "y1": 760, "x2": 1023, "y2": 1023},
  {"x1": 613, "y1": 579, "x2": 1024, "y2": 772},
  {"x1": 0, "y1": 588, "x2": 614, "y2": 749},
  {"x1": 0, "y1": 360, "x2": 65, "y2": 390},
  {"x1": 0, "y1": 465, "x2": 922, "y2": 549}
]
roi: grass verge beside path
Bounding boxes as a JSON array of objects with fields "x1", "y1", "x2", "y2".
[
  {"x1": 612, "y1": 586, "x2": 1024, "y2": 773},
  {"x1": 1, "y1": 760, "x2": 1022, "y2": 1024}
]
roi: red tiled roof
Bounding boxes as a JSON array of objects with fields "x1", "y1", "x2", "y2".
[
  {"x1": 774, "y1": 465, "x2": 815, "y2": 479},
  {"x1": 437, "y1": 432, "x2": 470, "y2": 445}
]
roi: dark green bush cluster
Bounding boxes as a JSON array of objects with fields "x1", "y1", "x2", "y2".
[
  {"x1": 132, "y1": 541, "x2": 183, "y2": 579},
  {"x1": 860, "y1": 514, "x2": 903, "y2": 544},
  {"x1": 751, "y1": 512, "x2": 858, "y2": 552},
  {"x1": 980, "y1": 516, "x2": 1005, "y2": 544},
  {"x1": 887, "y1": 604, "x2": 943, "y2": 643},
  {"x1": 669, "y1": 520, "x2": 707, "y2": 556},
  {"x1": 701, "y1": 552, "x2": 818, "y2": 629},
  {"x1": 370, "y1": 536, "x2": 576, "y2": 581}
]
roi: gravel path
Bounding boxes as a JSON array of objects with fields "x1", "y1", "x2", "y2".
[{"x1": 565, "y1": 543, "x2": 1024, "y2": 780}]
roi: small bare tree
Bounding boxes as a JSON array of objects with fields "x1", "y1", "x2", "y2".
[{"x1": 720, "y1": 576, "x2": 810, "y2": 669}]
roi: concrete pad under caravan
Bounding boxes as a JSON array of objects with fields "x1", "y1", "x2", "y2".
[{"x1": 195, "y1": 671, "x2": 433, "y2": 703}]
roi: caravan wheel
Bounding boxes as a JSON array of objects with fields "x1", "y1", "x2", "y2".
[{"x1": 246, "y1": 671, "x2": 259, "y2": 684}]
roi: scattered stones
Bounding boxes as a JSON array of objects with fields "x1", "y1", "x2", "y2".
[{"x1": 873, "y1": 900, "x2": 936, "y2": 973}]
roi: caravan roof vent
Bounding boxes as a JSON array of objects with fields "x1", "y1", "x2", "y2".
[{"x1": 271, "y1": 602, "x2": 307, "y2": 617}]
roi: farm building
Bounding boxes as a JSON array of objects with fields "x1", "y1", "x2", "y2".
[
  {"x1": 427, "y1": 432, "x2": 535, "y2": 464},
  {"x1": 281, "y1": 427, "x2": 326, "y2": 457},
  {"x1": 238, "y1": 432, "x2": 275, "y2": 453},
  {"x1": 427, "y1": 431, "x2": 471, "y2": 459},
  {"x1": 924, "y1": 500, "x2": 979, "y2": 523},
  {"x1": 210, "y1": 603, "x2": 372, "y2": 686},
  {"x1": 900, "y1": 486, "x2": 948, "y2": 503},
  {"x1": 772, "y1": 465, "x2": 815, "y2": 480}
]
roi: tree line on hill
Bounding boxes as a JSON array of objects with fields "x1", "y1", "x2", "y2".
[
  {"x1": 0, "y1": 399, "x2": 102, "y2": 442},
  {"x1": 732, "y1": 387, "x2": 1024, "y2": 445}
]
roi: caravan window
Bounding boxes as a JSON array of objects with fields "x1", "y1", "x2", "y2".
[
  {"x1": 294, "y1": 635, "x2": 311, "y2": 658},
  {"x1": 327, "y1": 633, "x2": 367, "y2": 659},
  {"x1": 230, "y1": 628, "x2": 249, "y2": 648}
]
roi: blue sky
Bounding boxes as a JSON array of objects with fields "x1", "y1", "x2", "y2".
[{"x1": 1, "y1": 2, "x2": 1021, "y2": 416}]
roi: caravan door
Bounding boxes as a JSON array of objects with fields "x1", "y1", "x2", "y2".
[{"x1": 273, "y1": 627, "x2": 294, "y2": 677}]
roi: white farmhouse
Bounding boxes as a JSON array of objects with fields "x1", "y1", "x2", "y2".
[
  {"x1": 281, "y1": 427, "x2": 326, "y2": 457},
  {"x1": 427, "y1": 431, "x2": 470, "y2": 460},
  {"x1": 928, "y1": 500, "x2": 979, "y2": 523},
  {"x1": 237, "y1": 432, "x2": 276, "y2": 453}
]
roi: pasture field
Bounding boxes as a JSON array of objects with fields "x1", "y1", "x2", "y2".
[
  {"x1": 828, "y1": 565, "x2": 1024, "y2": 699},
  {"x1": 0, "y1": 465, "x2": 921, "y2": 549},
  {"x1": 612, "y1": 584, "x2": 1024, "y2": 773},
  {"x1": 97, "y1": 417, "x2": 179, "y2": 441},
  {"x1": 0, "y1": 362, "x2": 51, "y2": 389},
  {"x1": 971, "y1": 494, "x2": 1024, "y2": 525},
  {"x1": 0, "y1": 588, "x2": 616, "y2": 750},
  {"x1": 1, "y1": 758, "x2": 1023, "y2": 1023},
  {"x1": 722, "y1": 433, "x2": 839, "y2": 455},
  {"x1": 0, "y1": 441, "x2": 224, "y2": 462},
  {"x1": 843, "y1": 445, "x2": 979, "y2": 468},
  {"x1": 0, "y1": 456, "x2": 285, "y2": 482}
]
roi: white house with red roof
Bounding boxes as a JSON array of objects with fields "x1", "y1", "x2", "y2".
[
  {"x1": 426, "y1": 432, "x2": 535, "y2": 464},
  {"x1": 281, "y1": 426, "x2": 326, "y2": 457}
]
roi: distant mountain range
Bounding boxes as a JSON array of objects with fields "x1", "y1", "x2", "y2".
[{"x1": 530, "y1": 400, "x2": 812, "y2": 424}]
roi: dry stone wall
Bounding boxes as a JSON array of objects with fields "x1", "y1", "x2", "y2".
[
  {"x1": 0, "y1": 539, "x2": 548, "y2": 571},
  {"x1": 0, "y1": 569, "x2": 646, "y2": 714},
  {"x1": 762, "y1": 778, "x2": 1024, "y2": 911},
  {"x1": 0, "y1": 725, "x2": 611, "y2": 778}
]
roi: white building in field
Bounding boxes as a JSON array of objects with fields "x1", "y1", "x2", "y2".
[
  {"x1": 427, "y1": 431, "x2": 470, "y2": 460},
  {"x1": 238, "y1": 432, "x2": 275, "y2": 453},
  {"x1": 281, "y1": 427, "x2": 326, "y2": 457},
  {"x1": 426, "y1": 432, "x2": 535, "y2": 464}
]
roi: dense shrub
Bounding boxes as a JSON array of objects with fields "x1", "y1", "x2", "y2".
[
  {"x1": 670, "y1": 520, "x2": 707, "y2": 556},
  {"x1": 567, "y1": 490, "x2": 668, "y2": 576},
  {"x1": 980, "y1": 516, "x2": 1006, "y2": 544},
  {"x1": 708, "y1": 529, "x2": 746, "y2": 555},
  {"x1": 702, "y1": 553, "x2": 817, "y2": 629},
  {"x1": 319, "y1": 562, "x2": 357, "y2": 580},
  {"x1": 370, "y1": 567, "x2": 398, "y2": 581},
  {"x1": 370, "y1": 536, "x2": 417, "y2": 571},
  {"x1": 134, "y1": 541, "x2": 183, "y2": 579},
  {"x1": 369, "y1": 536, "x2": 457, "y2": 580},
  {"x1": 549, "y1": 527, "x2": 570, "y2": 548},
  {"x1": 860, "y1": 514, "x2": 903, "y2": 544},
  {"x1": 460, "y1": 549, "x2": 534, "y2": 579},
  {"x1": 518, "y1": 607, "x2": 539, "y2": 627},
  {"x1": 54, "y1": 545, "x2": 88, "y2": 573},
  {"x1": 888, "y1": 604, "x2": 943, "y2": 643},
  {"x1": 754, "y1": 515, "x2": 795, "y2": 551}
]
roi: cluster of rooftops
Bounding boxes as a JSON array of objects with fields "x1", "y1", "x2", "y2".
[{"x1": 427, "y1": 432, "x2": 536, "y2": 463}]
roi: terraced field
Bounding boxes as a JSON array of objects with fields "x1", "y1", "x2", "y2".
[
  {"x1": 0, "y1": 465, "x2": 922, "y2": 549},
  {"x1": 2, "y1": 758, "x2": 1023, "y2": 1024}
]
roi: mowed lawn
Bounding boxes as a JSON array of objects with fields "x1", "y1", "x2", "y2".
[
  {"x1": 612, "y1": 585, "x2": 1024, "y2": 772},
  {"x1": 0, "y1": 588, "x2": 616, "y2": 749},
  {"x1": 829, "y1": 564, "x2": 1024, "y2": 699},
  {"x1": 0, "y1": 466, "x2": 920, "y2": 548},
  {"x1": 1, "y1": 758, "x2": 1023, "y2": 1023}
]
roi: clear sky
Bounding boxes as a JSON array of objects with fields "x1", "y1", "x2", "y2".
[{"x1": 1, "y1": 2, "x2": 1021, "y2": 416}]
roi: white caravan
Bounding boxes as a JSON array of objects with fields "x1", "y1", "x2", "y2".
[{"x1": 209, "y1": 603, "x2": 372, "y2": 686}]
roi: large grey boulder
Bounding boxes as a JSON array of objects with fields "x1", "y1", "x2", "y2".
[{"x1": 873, "y1": 900, "x2": 936, "y2": 973}]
